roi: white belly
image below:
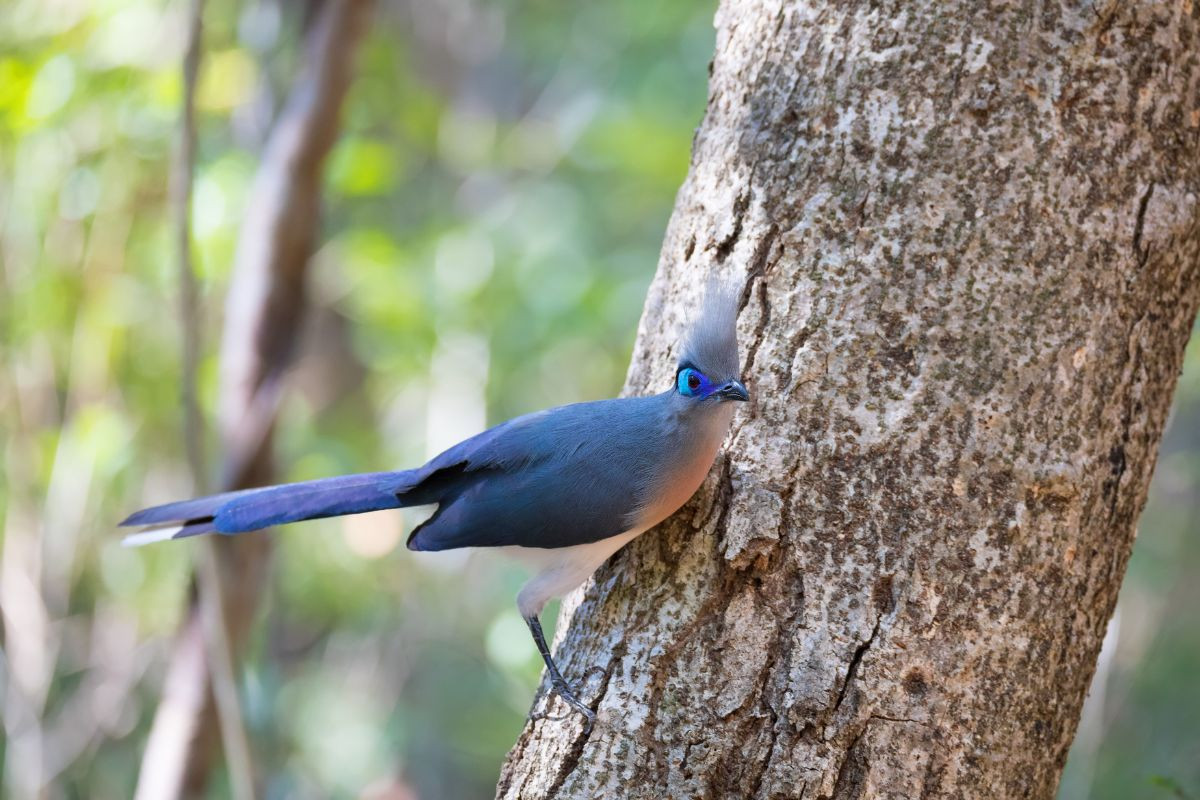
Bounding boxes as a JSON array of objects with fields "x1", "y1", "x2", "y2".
[{"x1": 499, "y1": 527, "x2": 644, "y2": 617}]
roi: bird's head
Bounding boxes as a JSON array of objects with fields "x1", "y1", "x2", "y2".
[{"x1": 674, "y1": 282, "x2": 749, "y2": 404}]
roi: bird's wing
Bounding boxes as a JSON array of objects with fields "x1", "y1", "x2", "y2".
[{"x1": 405, "y1": 396, "x2": 670, "y2": 551}]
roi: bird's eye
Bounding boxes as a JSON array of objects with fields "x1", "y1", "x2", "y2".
[{"x1": 677, "y1": 367, "x2": 707, "y2": 397}]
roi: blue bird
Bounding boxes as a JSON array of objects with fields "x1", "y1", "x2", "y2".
[{"x1": 121, "y1": 286, "x2": 749, "y2": 730}]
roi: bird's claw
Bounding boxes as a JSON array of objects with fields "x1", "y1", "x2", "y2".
[
  {"x1": 530, "y1": 682, "x2": 596, "y2": 734},
  {"x1": 559, "y1": 692, "x2": 596, "y2": 735}
]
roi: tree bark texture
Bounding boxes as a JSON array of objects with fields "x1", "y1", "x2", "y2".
[
  {"x1": 498, "y1": 2, "x2": 1200, "y2": 798},
  {"x1": 134, "y1": 2, "x2": 371, "y2": 797}
]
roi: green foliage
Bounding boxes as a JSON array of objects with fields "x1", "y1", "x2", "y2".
[{"x1": 0, "y1": 1, "x2": 714, "y2": 797}]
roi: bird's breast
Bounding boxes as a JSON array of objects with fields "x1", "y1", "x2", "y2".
[{"x1": 634, "y1": 404, "x2": 734, "y2": 530}]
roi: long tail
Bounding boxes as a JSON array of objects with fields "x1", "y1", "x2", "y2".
[{"x1": 120, "y1": 470, "x2": 419, "y2": 547}]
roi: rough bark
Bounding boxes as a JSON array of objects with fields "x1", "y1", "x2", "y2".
[
  {"x1": 498, "y1": 2, "x2": 1200, "y2": 798},
  {"x1": 134, "y1": 2, "x2": 371, "y2": 797}
]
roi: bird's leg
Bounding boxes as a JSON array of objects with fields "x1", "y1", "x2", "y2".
[{"x1": 524, "y1": 614, "x2": 596, "y2": 733}]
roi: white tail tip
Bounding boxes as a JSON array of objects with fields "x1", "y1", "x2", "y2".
[{"x1": 121, "y1": 526, "x2": 185, "y2": 548}]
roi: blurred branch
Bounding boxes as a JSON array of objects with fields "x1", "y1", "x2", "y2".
[
  {"x1": 176, "y1": 0, "x2": 207, "y2": 487},
  {"x1": 197, "y1": 541, "x2": 255, "y2": 800},
  {"x1": 179, "y1": 0, "x2": 256, "y2": 797},
  {"x1": 169, "y1": 0, "x2": 256, "y2": 797},
  {"x1": 136, "y1": 0, "x2": 373, "y2": 796}
]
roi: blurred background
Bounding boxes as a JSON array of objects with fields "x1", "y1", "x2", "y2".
[{"x1": 0, "y1": 0, "x2": 1194, "y2": 798}]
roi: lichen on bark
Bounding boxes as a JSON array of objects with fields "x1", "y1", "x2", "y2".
[{"x1": 498, "y1": 1, "x2": 1200, "y2": 798}]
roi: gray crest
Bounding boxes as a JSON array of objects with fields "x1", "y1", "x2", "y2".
[{"x1": 678, "y1": 280, "x2": 741, "y2": 381}]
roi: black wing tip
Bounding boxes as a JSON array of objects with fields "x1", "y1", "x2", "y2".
[
  {"x1": 178, "y1": 519, "x2": 218, "y2": 537},
  {"x1": 406, "y1": 523, "x2": 449, "y2": 552}
]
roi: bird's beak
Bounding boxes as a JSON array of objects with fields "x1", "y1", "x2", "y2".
[{"x1": 718, "y1": 380, "x2": 750, "y2": 402}]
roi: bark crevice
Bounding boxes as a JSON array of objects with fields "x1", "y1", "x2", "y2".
[
  {"x1": 1133, "y1": 181, "x2": 1155, "y2": 265},
  {"x1": 831, "y1": 616, "x2": 881, "y2": 719}
]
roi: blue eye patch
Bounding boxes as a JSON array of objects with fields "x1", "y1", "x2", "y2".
[{"x1": 676, "y1": 366, "x2": 714, "y2": 398}]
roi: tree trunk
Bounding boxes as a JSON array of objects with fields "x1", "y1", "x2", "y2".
[{"x1": 498, "y1": 2, "x2": 1200, "y2": 798}]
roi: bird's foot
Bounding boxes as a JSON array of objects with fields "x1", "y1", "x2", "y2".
[
  {"x1": 530, "y1": 680, "x2": 596, "y2": 734},
  {"x1": 522, "y1": 613, "x2": 597, "y2": 734}
]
